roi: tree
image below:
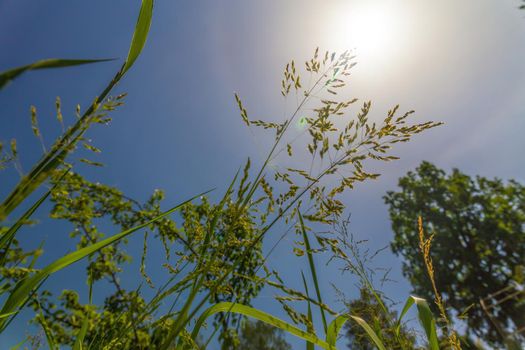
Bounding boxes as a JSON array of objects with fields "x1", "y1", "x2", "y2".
[
  {"x1": 384, "y1": 161, "x2": 525, "y2": 347},
  {"x1": 344, "y1": 287, "x2": 415, "y2": 350},
  {"x1": 235, "y1": 319, "x2": 291, "y2": 350}
]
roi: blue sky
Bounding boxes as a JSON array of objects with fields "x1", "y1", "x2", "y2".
[{"x1": 1, "y1": 0, "x2": 525, "y2": 347}]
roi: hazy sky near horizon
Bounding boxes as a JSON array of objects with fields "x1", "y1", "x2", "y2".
[{"x1": 1, "y1": 0, "x2": 524, "y2": 347}]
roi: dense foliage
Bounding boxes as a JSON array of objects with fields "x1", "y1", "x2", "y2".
[
  {"x1": 385, "y1": 161, "x2": 525, "y2": 347},
  {"x1": 344, "y1": 287, "x2": 415, "y2": 350}
]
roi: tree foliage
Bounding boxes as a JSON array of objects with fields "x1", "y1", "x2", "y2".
[
  {"x1": 344, "y1": 287, "x2": 415, "y2": 350},
  {"x1": 234, "y1": 319, "x2": 291, "y2": 350},
  {"x1": 384, "y1": 161, "x2": 525, "y2": 347}
]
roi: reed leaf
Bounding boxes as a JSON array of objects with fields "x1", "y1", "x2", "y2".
[
  {"x1": 121, "y1": 0, "x2": 154, "y2": 75},
  {"x1": 396, "y1": 296, "x2": 439, "y2": 350},
  {"x1": 298, "y1": 210, "x2": 328, "y2": 332},
  {"x1": 0, "y1": 59, "x2": 113, "y2": 90},
  {"x1": 191, "y1": 302, "x2": 333, "y2": 349},
  {"x1": 349, "y1": 315, "x2": 387, "y2": 350}
]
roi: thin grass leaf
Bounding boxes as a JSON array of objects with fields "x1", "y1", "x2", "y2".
[
  {"x1": 396, "y1": 296, "x2": 439, "y2": 350},
  {"x1": 0, "y1": 186, "x2": 51, "y2": 257},
  {"x1": 190, "y1": 302, "x2": 332, "y2": 349},
  {"x1": 0, "y1": 170, "x2": 66, "y2": 265},
  {"x1": 298, "y1": 210, "x2": 328, "y2": 332},
  {"x1": 37, "y1": 309, "x2": 58, "y2": 350},
  {"x1": 349, "y1": 315, "x2": 387, "y2": 350},
  {"x1": 0, "y1": 58, "x2": 113, "y2": 90},
  {"x1": 325, "y1": 314, "x2": 349, "y2": 347},
  {"x1": 301, "y1": 272, "x2": 315, "y2": 350},
  {"x1": 121, "y1": 0, "x2": 154, "y2": 74},
  {"x1": 0, "y1": 190, "x2": 207, "y2": 331},
  {"x1": 395, "y1": 295, "x2": 415, "y2": 335},
  {"x1": 0, "y1": 311, "x2": 17, "y2": 319},
  {"x1": 72, "y1": 272, "x2": 94, "y2": 350},
  {"x1": 9, "y1": 338, "x2": 27, "y2": 350},
  {"x1": 73, "y1": 315, "x2": 89, "y2": 350},
  {"x1": 412, "y1": 297, "x2": 439, "y2": 350}
]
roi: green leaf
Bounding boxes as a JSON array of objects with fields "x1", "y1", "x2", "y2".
[
  {"x1": 412, "y1": 297, "x2": 439, "y2": 350},
  {"x1": 299, "y1": 210, "x2": 328, "y2": 332},
  {"x1": 395, "y1": 296, "x2": 439, "y2": 350},
  {"x1": 121, "y1": 0, "x2": 154, "y2": 75},
  {"x1": 0, "y1": 311, "x2": 17, "y2": 319},
  {"x1": 349, "y1": 315, "x2": 387, "y2": 350},
  {"x1": 301, "y1": 272, "x2": 315, "y2": 350},
  {"x1": 73, "y1": 315, "x2": 89, "y2": 350},
  {"x1": 325, "y1": 314, "x2": 349, "y2": 347},
  {"x1": 0, "y1": 58, "x2": 113, "y2": 90},
  {"x1": 191, "y1": 302, "x2": 332, "y2": 349},
  {"x1": 38, "y1": 311, "x2": 58, "y2": 350}
]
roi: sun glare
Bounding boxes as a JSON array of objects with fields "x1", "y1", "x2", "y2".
[
  {"x1": 350, "y1": 6, "x2": 397, "y2": 58},
  {"x1": 321, "y1": 2, "x2": 410, "y2": 72}
]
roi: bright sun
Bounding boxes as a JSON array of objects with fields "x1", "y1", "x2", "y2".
[{"x1": 321, "y1": 2, "x2": 409, "y2": 71}]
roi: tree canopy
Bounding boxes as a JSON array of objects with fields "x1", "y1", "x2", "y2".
[
  {"x1": 344, "y1": 287, "x2": 415, "y2": 350},
  {"x1": 384, "y1": 161, "x2": 525, "y2": 347}
]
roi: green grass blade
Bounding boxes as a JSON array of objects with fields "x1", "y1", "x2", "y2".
[
  {"x1": 0, "y1": 170, "x2": 66, "y2": 264},
  {"x1": 411, "y1": 296, "x2": 439, "y2": 350},
  {"x1": 9, "y1": 338, "x2": 27, "y2": 350},
  {"x1": 121, "y1": 0, "x2": 154, "y2": 75},
  {"x1": 73, "y1": 271, "x2": 94, "y2": 350},
  {"x1": 394, "y1": 296, "x2": 415, "y2": 336},
  {"x1": 396, "y1": 296, "x2": 439, "y2": 350},
  {"x1": 0, "y1": 190, "x2": 207, "y2": 331},
  {"x1": 349, "y1": 315, "x2": 387, "y2": 350},
  {"x1": 298, "y1": 210, "x2": 328, "y2": 333},
  {"x1": 73, "y1": 315, "x2": 89, "y2": 350},
  {"x1": 37, "y1": 311, "x2": 57, "y2": 350},
  {"x1": 301, "y1": 272, "x2": 315, "y2": 350},
  {"x1": 326, "y1": 314, "x2": 349, "y2": 347},
  {"x1": 0, "y1": 187, "x2": 50, "y2": 253},
  {"x1": 191, "y1": 302, "x2": 332, "y2": 349},
  {"x1": 0, "y1": 58, "x2": 113, "y2": 90}
]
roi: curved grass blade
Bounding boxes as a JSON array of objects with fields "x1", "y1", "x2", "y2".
[
  {"x1": 73, "y1": 315, "x2": 89, "y2": 350},
  {"x1": 411, "y1": 296, "x2": 439, "y2": 350},
  {"x1": 301, "y1": 272, "x2": 315, "y2": 350},
  {"x1": 395, "y1": 296, "x2": 439, "y2": 350},
  {"x1": 395, "y1": 295, "x2": 415, "y2": 336},
  {"x1": 0, "y1": 186, "x2": 50, "y2": 257},
  {"x1": 0, "y1": 169, "x2": 67, "y2": 265},
  {"x1": 326, "y1": 314, "x2": 349, "y2": 347},
  {"x1": 349, "y1": 315, "x2": 387, "y2": 350},
  {"x1": 37, "y1": 309, "x2": 58, "y2": 350},
  {"x1": 0, "y1": 58, "x2": 113, "y2": 90},
  {"x1": 0, "y1": 311, "x2": 16, "y2": 319},
  {"x1": 0, "y1": 190, "x2": 207, "y2": 331},
  {"x1": 9, "y1": 338, "x2": 27, "y2": 350},
  {"x1": 72, "y1": 271, "x2": 93, "y2": 350},
  {"x1": 298, "y1": 210, "x2": 328, "y2": 332},
  {"x1": 121, "y1": 0, "x2": 154, "y2": 75},
  {"x1": 191, "y1": 302, "x2": 332, "y2": 349}
]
